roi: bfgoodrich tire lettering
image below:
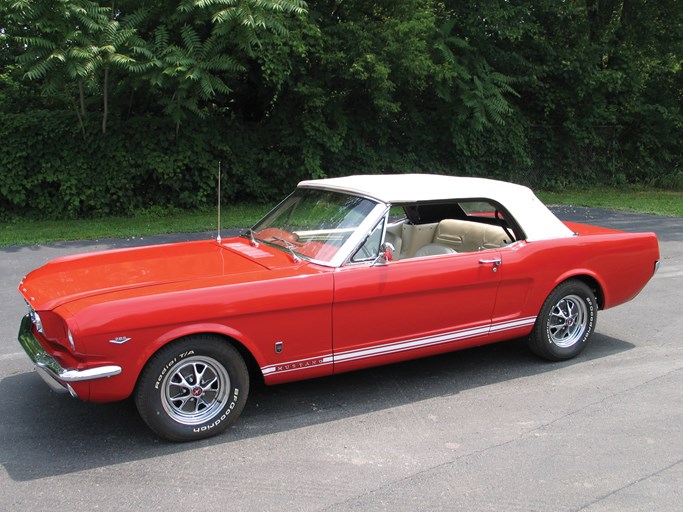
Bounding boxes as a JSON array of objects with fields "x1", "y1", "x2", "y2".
[
  {"x1": 528, "y1": 279, "x2": 597, "y2": 361},
  {"x1": 135, "y1": 335, "x2": 249, "y2": 442}
]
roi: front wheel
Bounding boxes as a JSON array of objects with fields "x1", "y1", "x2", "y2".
[
  {"x1": 528, "y1": 280, "x2": 598, "y2": 361},
  {"x1": 135, "y1": 335, "x2": 249, "y2": 441}
]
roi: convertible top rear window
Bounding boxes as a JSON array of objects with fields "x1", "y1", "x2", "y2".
[{"x1": 403, "y1": 203, "x2": 465, "y2": 224}]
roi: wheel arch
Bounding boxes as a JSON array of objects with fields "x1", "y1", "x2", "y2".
[
  {"x1": 553, "y1": 272, "x2": 605, "y2": 310},
  {"x1": 567, "y1": 274, "x2": 605, "y2": 310},
  {"x1": 220, "y1": 334, "x2": 264, "y2": 386},
  {"x1": 134, "y1": 324, "x2": 267, "y2": 387}
]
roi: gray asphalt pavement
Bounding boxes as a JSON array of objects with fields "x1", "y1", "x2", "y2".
[{"x1": 0, "y1": 207, "x2": 681, "y2": 511}]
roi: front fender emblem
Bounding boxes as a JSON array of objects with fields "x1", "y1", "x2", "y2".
[{"x1": 110, "y1": 336, "x2": 132, "y2": 345}]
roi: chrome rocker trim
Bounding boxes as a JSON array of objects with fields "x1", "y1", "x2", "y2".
[{"x1": 18, "y1": 315, "x2": 122, "y2": 397}]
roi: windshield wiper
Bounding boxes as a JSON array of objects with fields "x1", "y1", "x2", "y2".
[
  {"x1": 269, "y1": 236, "x2": 302, "y2": 263},
  {"x1": 240, "y1": 228, "x2": 259, "y2": 247}
]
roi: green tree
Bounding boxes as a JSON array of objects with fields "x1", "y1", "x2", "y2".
[
  {"x1": 6, "y1": 1, "x2": 148, "y2": 133},
  {"x1": 4, "y1": 0, "x2": 308, "y2": 133}
]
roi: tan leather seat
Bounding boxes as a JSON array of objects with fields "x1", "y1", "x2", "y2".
[
  {"x1": 413, "y1": 243, "x2": 457, "y2": 258},
  {"x1": 433, "y1": 219, "x2": 509, "y2": 252},
  {"x1": 400, "y1": 222, "x2": 439, "y2": 258}
]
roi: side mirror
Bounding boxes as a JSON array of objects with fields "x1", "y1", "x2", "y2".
[{"x1": 372, "y1": 242, "x2": 395, "y2": 266}]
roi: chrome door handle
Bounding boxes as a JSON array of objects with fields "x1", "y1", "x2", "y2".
[{"x1": 479, "y1": 258, "x2": 501, "y2": 266}]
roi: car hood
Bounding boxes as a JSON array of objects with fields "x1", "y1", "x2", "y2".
[{"x1": 19, "y1": 238, "x2": 291, "y2": 311}]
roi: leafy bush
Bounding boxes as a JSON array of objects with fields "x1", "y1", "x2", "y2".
[{"x1": 1, "y1": 0, "x2": 681, "y2": 221}]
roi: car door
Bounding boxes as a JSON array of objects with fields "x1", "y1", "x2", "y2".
[{"x1": 331, "y1": 249, "x2": 502, "y2": 373}]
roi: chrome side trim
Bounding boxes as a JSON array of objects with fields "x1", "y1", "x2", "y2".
[{"x1": 18, "y1": 315, "x2": 122, "y2": 388}]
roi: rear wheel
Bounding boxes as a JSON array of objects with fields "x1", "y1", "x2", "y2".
[
  {"x1": 528, "y1": 280, "x2": 597, "y2": 361},
  {"x1": 135, "y1": 335, "x2": 249, "y2": 441}
]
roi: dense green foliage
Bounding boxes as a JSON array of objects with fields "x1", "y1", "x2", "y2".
[{"x1": 1, "y1": 0, "x2": 681, "y2": 219}]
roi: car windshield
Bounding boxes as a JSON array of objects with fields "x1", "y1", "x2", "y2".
[{"x1": 251, "y1": 188, "x2": 379, "y2": 263}]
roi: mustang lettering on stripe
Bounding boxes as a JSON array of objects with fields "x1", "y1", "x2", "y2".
[
  {"x1": 261, "y1": 356, "x2": 334, "y2": 375},
  {"x1": 260, "y1": 316, "x2": 537, "y2": 376}
]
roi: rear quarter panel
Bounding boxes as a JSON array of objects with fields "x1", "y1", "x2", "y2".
[{"x1": 493, "y1": 225, "x2": 659, "y2": 325}]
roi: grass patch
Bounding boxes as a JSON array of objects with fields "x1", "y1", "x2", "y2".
[
  {"x1": 538, "y1": 188, "x2": 683, "y2": 217},
  {"x1": 1, "y1": 188, "x2": 680, "y2": 248},
  {"x1": 0, "y1": 203, "x2": 270, "y2": 248}
]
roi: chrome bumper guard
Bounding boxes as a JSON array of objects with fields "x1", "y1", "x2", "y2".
[{"x1": 18, "y1": 315, "x2": 122, "y2": 397}]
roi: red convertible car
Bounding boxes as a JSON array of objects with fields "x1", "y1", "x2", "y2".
[{"x1": 17, "y1": 175, "x2": 660, "y2": 441}]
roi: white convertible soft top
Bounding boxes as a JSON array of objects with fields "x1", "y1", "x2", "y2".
[{"x1": 298, "y1": 174, "x2": 574, "y2": 241}]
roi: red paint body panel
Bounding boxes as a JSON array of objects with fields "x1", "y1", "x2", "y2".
[
  {"x1": 332, "y1": 250, "x2": 501, "y2": 374},
  {"x1": 21, "y1": 240, "x2": 272, "y2": 311},
  {"x1": 18, "y1": 221, "x2": 660, "y2": 403}
]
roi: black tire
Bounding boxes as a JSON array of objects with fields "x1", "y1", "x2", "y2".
[
  {"x1": 135, "y1": 335, "x2": 249, "y2": 442},
  {"x1": 528, "y1": 279, "x2": 598, "y2": 361}
]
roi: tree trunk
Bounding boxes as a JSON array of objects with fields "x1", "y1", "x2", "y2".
[
  {"x1": 74, "y1": 104, "x2": 86, "y2": 138},
  {"x1": 78, "y1": 80, "x2": 87, "y2": 119},
  {"x1": 102, "y1": 65, "x2": 109, "y2": 135},
  {"x1": 175, "y1": 92, "x2": 181, "y2": 138},
  {"x1": 127, "y1": 88, "x2": 135, "y2": 120}
]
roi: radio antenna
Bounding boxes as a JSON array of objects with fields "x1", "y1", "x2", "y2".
[{"x1": 216, "y1": 161, "x2": 222, "y2": 244}]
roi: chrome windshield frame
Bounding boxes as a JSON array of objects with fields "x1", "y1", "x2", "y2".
[
  {"x1": 248, "y1": 188, "x2": 389, "y2": 268},
  {"x1": 327, "y1": 201, "x2": 388, "y2": 267},
  {"x1": 342, "y1": 208, "x2": 391, "y2": 267}
]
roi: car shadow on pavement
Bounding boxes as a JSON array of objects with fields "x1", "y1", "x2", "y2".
[{"x1": 1, "y1": 332, "x2": 633, "y2": 482}]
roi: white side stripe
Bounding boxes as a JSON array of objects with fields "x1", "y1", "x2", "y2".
[
  {"x1": 260, "y1": 316, "x2": 537, "y2": 375},
  {"x1": 333, "y1": 325, "x2": 490, "y2": 363},
  {"x1": 488, "y1": 316, "x2": 537, "y2": 333}
]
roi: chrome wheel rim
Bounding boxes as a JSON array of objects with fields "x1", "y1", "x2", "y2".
[
  {"x1": 161, "y1": 356, "x2": 230, "y2": 425},
  {"x1": 548, "y1": 294, "x2": 588, "y2": 348}
]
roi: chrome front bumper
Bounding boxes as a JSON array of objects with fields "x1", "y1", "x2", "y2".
[{"x1": 17, "y1": 315, "x2": 122, "y2": 397}]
